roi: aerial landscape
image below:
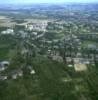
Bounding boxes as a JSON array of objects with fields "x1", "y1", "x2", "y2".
[{"x1": 0, "y1": 0, "x2": 98, "y2": 100}]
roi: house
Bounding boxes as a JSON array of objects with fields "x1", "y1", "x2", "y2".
[
  {"x1": 74, "y1": 58, "x2": 81, "y2": 63},
  {"x1": 53, "y1": 39, "x2": 59, "y2": 43},
  {"x1": 72, "y1": 34, "x2": 78, "y2": 39},
  {"x1": 1, "y1": 61, "x2": 10, "y2": 66},
  {"x1": 88, "y1": 44, "x2": 97, "y2": 50},
  {"x1": 28, "y1": 66, "x2": 36, "y2": 75},
  {"x1": 76, "y1": 52, "x2": 82, "y2": 57},
  {"x1": 0, "y1": 76, "x2": 7, "y2": 80},
  {"x1": 0, "y1": 61, "x2": 9, "y2": 72},
  {"x1": 32, "y1": 32, "x2": 38, "y2": 36},
  {"x1": 53, "y1": 45, "x2": 59, "y2": 49},
  {"x1": 80, "y1": 59, "x2": 90, "y2": 64},
  {"x1": 21, "y1": 49, "x2": 29, "y2": 55},
  {"x1": 19, "y1": 31, "x2": 28, "y2": 38},
  {"x1": 30, "y1": 70, "x2": 36, "y2": 75},
  {"x1": 66, "y1": 57, "x2": 72, "y2": 63},
  {"x1": 75, "y1": 39, "x2": 80, "y2": 42},
  {"x1": 11, "y1": 69, "x2": 23, "y2": 79},
  {"x1": 74, "y1": 58, "x2": 90, "y2": 64},
  {"x1": 52, "y1": 55, "x2": 63, "y2": 62},
  {"x1": 46, "y1": 41, "x2": 52, "y2": 44},
  {"x1": 0, "y1": 64, "x2": 5, "y2": 71}
]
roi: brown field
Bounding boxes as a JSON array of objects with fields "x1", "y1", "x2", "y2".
[
  {"x1": 0, "y1": 16, "x2": 16, "y2": 27},
  {"x1": 0, "y1": 16, "x2": 53, "y2": 28},
  {"x1": 0, "y1": 16, "x2": 8, "y2": 20},
  {"x1": 24, "y1": 18, "x2": 53, "y2": 23}
]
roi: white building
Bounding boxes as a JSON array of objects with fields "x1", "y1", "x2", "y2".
[
  {"x1": 1, "y1": 29, "x2": 14, "y2": 35},
  {"x1": 26, "y1": 22, "x2": 48, "y2": 31}
]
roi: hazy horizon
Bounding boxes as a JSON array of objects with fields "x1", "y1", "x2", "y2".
[{"x1": 0, "y1": 0, "x2": 98, "y2": 5}]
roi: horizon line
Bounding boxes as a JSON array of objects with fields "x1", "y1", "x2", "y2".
[{"x1": 0, "y1": 2, "x2": 98, "y2": 5}]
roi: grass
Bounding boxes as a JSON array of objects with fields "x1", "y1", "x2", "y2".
[
  {"x1": 0, "y1": 56, "x2": 77, "y2": 100},
  {"x1": 0, "y1": 35, "x2": 16, "y2": 60},
  {"x1": 82, "y1": 40, "x2": 98, "y2": 48},
  {"x1": 0, "y1": 48, "x2": 10, "y2": 60}
]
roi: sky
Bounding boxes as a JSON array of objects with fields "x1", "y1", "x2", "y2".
[{"x1": 0, "y1": 0, "x2": 98, "y2": 4}]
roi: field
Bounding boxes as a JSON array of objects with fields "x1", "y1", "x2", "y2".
[
  {"x1": 0, "y1": 16, "x2": 16, "y2": 27},
  {"x1": 0, "y1": 14, "x2": 53, "y2": 28},
  {"x1": 24, "y1": 19, "x2": 52, "y2": 23},
  {"x1": 74, "y1": 64, "x2": 87, "y2": 72}
]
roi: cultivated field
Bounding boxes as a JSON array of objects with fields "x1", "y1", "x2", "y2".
[{"x1": 0, "y1": 16, "x2": 16, "y2": 27}]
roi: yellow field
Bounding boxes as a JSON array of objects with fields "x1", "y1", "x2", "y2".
[{"x1": 74, "y1": 64, "x2": 87, "y2": 72}]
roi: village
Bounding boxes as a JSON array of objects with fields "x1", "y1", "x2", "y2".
[{"x1": 0, "y1": 19, "x2": 98, "y2": 82}]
